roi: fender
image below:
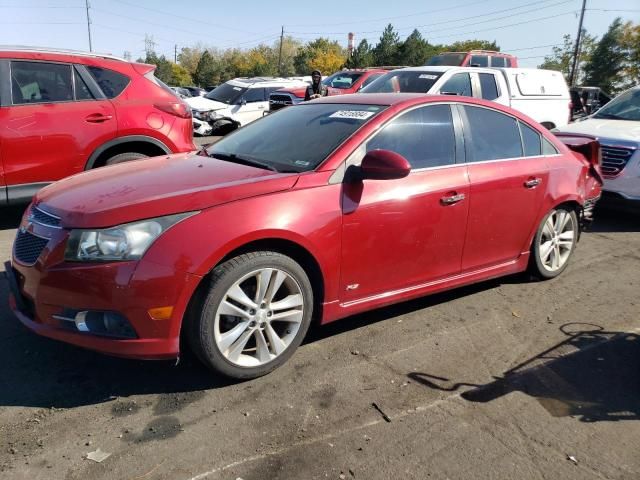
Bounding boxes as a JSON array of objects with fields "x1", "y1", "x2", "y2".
[{"x1": 85, "y1": 135, "x2": 171, "y2": 170}]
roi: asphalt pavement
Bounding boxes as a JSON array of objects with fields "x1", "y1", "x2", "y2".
[{"x1": 1, "y1": 202, "x2": 639, "y2": 480}]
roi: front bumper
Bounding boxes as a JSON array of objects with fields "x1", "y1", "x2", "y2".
[
  {"x1": 192, "y1": 117, "x2": 213, "y2": 136},
  {"x1": 5, "y1": 255, "x2": 203, "y2": 360}
]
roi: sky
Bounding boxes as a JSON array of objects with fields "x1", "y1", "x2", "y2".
[{"x1": 0, "y1": 0, "x2": 638, "y2": 68}]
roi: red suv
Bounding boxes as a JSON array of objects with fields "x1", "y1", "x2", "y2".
[
  {"x1": 426, "y1": 50, "x2": 518, "y2": 68},
  {"x1": 6, "y1": 94, "x2": 602, "y2": 379},
  {"x1": 0, "y1": 47, "x2": 195, "y2": 205}
]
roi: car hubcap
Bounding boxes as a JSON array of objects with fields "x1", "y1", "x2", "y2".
[
  {"x1": 539, "y1": 210, "x2": 575, "y2": 272},
  {"x1": 214, "y1": 268, "x2": 304, "y2": 367}
]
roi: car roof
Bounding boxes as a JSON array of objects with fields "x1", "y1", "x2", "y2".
[
  {"x1": 228, "y1": 77, "x2": 308, "y2": 88},
  {"x1": 0, "y1": 45, "x2": 127, "y2": 62}
]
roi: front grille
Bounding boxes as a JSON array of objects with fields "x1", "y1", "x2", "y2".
[
  {"x1": 29, "y1": 205, "x2": 61, "y2": 228},
  {"x1": 601, "y1": 145, "x2": 636, "y2": 178},
  {"x1": 14, "y1": 231, "x2": 49, "y2": 265}
]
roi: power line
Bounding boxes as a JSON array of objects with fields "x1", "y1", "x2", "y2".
[
  {"x1": 0, "y1": 4, "x2": 83, "y2": 7},
  {"x1": 285, "y1": 0, "x2": 493, "y2": 27}
]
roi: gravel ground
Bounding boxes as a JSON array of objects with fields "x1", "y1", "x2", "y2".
[{"x1": 1, "y1": 202, "x2": 639, "y2": 480}]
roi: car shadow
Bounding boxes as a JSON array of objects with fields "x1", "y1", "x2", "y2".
[
  {"x1": 0, "y1": 272, "x2": 522, "y2": 409},
  {"x1": 409, "y1": 324, "x2": 640, "y2": 422},
  {"x1": 589, "y1": 203, "x2": 640, "y2": 233}
]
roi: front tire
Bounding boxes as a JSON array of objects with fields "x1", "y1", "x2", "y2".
[
  {"x1": 530, "y1": 207, "x2": 578, "y2": 279},
  {"x1": 188, "y1": 252, "x2": 313, "y2": 379}
]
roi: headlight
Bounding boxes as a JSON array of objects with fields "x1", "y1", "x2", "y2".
[{"x1": 64, "y1": 213, "x2": 195, "y2": 262}]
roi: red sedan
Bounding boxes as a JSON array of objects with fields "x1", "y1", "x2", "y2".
[{"x1": 6, "y1": 94, "x2": 603, "y2": 379}]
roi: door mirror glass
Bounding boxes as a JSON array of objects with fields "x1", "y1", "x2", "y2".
[{"x1": 360, "y1": 150, "x2": 411, "y2": 180}]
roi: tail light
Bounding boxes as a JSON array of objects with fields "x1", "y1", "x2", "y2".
[{"x1": 154, "y1": 102, "x2": 192, "y2": 119}]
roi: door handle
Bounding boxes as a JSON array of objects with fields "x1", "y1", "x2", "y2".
[
  {"x1": 257, "y1": 105, "x2": 265, "y2": 109},
  {"x1": 524, "y1": 178, "x2": 542, "y2": 188},
  {"x1": 85, "y1": 113, "x2": 113, "y2": 123},
  {"x1": 441, "y1": 193, "x2": 466, "y2": 205}
]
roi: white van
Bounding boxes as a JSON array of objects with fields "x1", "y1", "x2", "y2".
[{"x1": 361, "y1": 66, "x2": 571, "y2": 129}]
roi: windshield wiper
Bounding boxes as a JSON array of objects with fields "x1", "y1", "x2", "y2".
[{"x1": 209, "y1": 153, "x2": 279, "y2": 172}]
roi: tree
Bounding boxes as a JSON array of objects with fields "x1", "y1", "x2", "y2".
[
  {"x1": 143, "y1": 52, "x2": 173, "y2": 84},
  {"x1": 373, "y1": 24, "x2": 401, "y2": 65},
  {"x1": 170, "y1": 63, "x2": 192, "y2": 86},
  {"x1": 583, "y1": 18, "x2": 625, "y2": 92},
  {"x1": 178, "y1": 44, "x2": 205, "y2": 76},
  {"x1": 539, "y1": 31, "x2": 596, "y2": 84},
  {"x1": 397, "y1": 29, "x2": 435, "y2": 66},
  {"x1": 619, "y1": 21, "x2": 640, "y2": 90},
  {"x1": 194, "y1": 50, "x2": 218, "y2": 86},
  {"x1": 345, "y1": 39, "x2": 374, "y2": 68},
  {"x1": 273, "y1": 36, "x2": 302, "y2": 77},
  {"x1": 294, "y1": 38, "x2": 345, "y2": 74},
  {"x1": 446, "y1": 39, "x2": 500, "y2": 52}
]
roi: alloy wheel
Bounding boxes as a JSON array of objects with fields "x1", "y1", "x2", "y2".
[
  {"x1": 213, "y1": 268, "x2": 305, "y2": 367},
  {"x1": 538, "y1": 209, "x2": 576, "y2": 272}
]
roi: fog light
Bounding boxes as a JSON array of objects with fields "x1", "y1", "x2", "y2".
[{"x1": 53, "y1": 310, "x2": 137, "y2": 339}]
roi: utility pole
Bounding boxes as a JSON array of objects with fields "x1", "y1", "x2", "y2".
[
  {"x1": 85, "y1": 0, "x2": 93, "y2": 52},
  {"x1": 568, "y1": 0, "x2": 587, "y2": 86},
  {"x1": 174, "y1": 44, "x2": 178, "y2": 63},
  {"x1": 277, "y1": 26, "x2": 284, "y2": 76}
]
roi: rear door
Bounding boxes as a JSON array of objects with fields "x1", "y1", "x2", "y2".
[
  {"x1": 459, "y1": 104, "x2": 549, "y2": 272},
  {"x1": 340, "y1": 104, "x2": 469, "y2": 300},
  {"x1": 3, "y1": 60, "x2": 116, "y2": 200}
]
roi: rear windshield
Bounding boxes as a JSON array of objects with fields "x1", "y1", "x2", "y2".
[
  {"x1": 205, "y1": 82, "x2": 247, "y2": 104},
  {"x1": 425, "y1": 53, "x2": 466, "y2": 66},
  {"x1": 86, "y1": 66, "x2": 130, "y2": 98},
  {"x1": 207, "y1": 103, "x2": 386, "y2": 172},
  {"x1": 361, "y1": 71, "x2": 443, "y2": 94}
]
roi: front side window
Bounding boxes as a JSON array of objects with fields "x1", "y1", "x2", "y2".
[
  {"x1": 360, "y1": 73, "x2": 384, "y2": 89},
  {"x1": 86, "y1": 66, "x2": 129, "y2": 98},
  {"x1": 243, "y1": 88, "x2": 266, "y2": 103},
  {"x1": 519, "y1": 121, "x2": 542, "y2": 156},
  {"x1": 479, "y1": 73, "x2": 499, "y2": 101},
  {"x1": 367, "y1": 104, "x2": 456, "y2": 170},
  {"x1": 491, "y1": 57, "x2": 506, "y2": 68},
  {"x1": 324, "y1": 72, "x2": 363, "y2": 89},
  {"x1": 470, "y1": 55, "x2": 489, "y2": 67},
  {"x1": 463, "y1": 105, "x2": 523, "y2": 162},
  {"x1": 11, "y1": 61, "x2": 73, "y2": 104},
  {"x1": 361, "y1": 71, "x2": 443, "y2": 94},
  {"x1": 440, "y1": 73, "x2": 472, "y2": 97},
  {"x1": 208, "y1": 103, "x2": 386, "y2": 173}
]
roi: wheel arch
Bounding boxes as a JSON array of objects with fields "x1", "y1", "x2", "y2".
[{"x1": 86, "y1": 135, "x2": 172, "y2": 170}]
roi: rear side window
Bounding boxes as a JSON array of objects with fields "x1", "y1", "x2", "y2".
[
  {"x1": 542, "y1": 137, "x2": 559, "y2": 155},
  {"x1": 367, "y1": 104, "x2": 456, "y2": 170},
  {"x1": 519, "y1": 121, "x2": 542, "y2": 156},
  {"x1": 87, "y1": 66, "x2": 130, "y2": 98},
  {"x1": 73, "y1": 67, "x2": 94, "y2": 101},
  {"x1": 491, "y1": 57, "x2": 506, "y2": 67},
  {"x1": 479, "y1": 73, "x2": 499, "y2": 101},
  {"x1": 440, "y1": 73, "x2": 472, "y2": 97},
  {"x1": 505, "y1": 58, "x2": 512, "y2": 67},
  {"x1": 361, "y1": 73, "x2": 384, "y2": 89},
  {"x1": 463, "y1": 106, "x2": 523, "y2": 162},
  {"x1": 11, "y1": 61, "x2": 73, "y2": 104},
  {"x1": 470, "y1": 55, "x2": 489, "y2": 67}
]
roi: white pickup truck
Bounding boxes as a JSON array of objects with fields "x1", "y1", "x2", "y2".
[{"x1": 361, "y1": 66, "x2": 571, "y2": 129}]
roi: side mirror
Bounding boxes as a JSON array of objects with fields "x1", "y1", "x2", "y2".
[
  {"x1": 240, "y1": 98, "x2": 247, "y2": 106},
  {"x1": 359, "y1": 149, "x2": 411, "y2": 181}
]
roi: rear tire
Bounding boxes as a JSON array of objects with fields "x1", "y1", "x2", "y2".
[
  {"x1": 530, "y1": 206, "x2": 578, "y2": 279},
  {"x1": 104, "y1": 152, "x2": 148, "y2": 166},
  {"x1": 211, "y1": 120, "x2": 238, "y2": 136},
  {"x1": 188, "y1": 251, "x2": 313, "y2": 379}
]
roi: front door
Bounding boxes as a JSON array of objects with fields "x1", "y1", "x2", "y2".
[
  {"x1": 340, "y1": 104, "x2": 470, "y2": 302},
  {"x1": 459, "y1": 105, "x2": 549, "y2": 272},
  {"x1": 233, "y1": 87, "x2": 267, "y2": 126},
  {"x1": 4, "y1": 60, "x2": 116, "y2": 196}
]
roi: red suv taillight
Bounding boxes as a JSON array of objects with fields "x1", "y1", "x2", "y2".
[{"x1": 154, "y1": 102, "x2": 191, "y2": 119}]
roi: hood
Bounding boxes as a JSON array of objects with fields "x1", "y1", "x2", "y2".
[
  {"x1": 557, "y1": 118, "x2": 640, "y2": 143},
  {"x1": 35, "y1": 153, "x2": 298, "y2": 228},
  {"x1": 185, "y1": 96, "x2": 228, "y2": 112}
]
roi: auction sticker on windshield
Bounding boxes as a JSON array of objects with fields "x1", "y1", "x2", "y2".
[{"x1": 329, "y1": 110, "x2": 376, "y2": 120}]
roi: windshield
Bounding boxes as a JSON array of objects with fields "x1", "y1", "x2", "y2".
[
  {"x1": 205, "y1": 82, "x2": 247, "y2": 104},
  {"x1": 593, "y1": 88, "x2": 640, "y2": 121},
  {"x1": 426, "y1": 53, "x2": 466, "y2": 66},
  {"x1": 207, "y1": 103, "x2": 387, "y2": 172},
  {"x1": 360, "y1": 71, "x2": 443, "y2": 94},
  {"x1": 323, "y1": 72, "x2": 364, "y2": 89}
]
